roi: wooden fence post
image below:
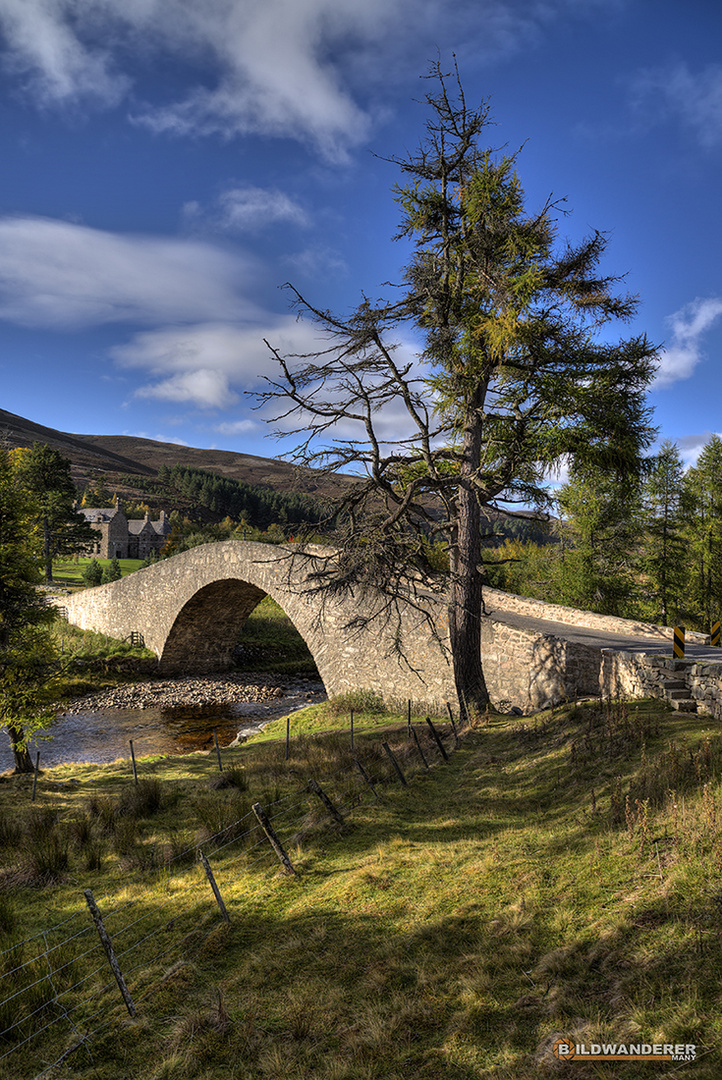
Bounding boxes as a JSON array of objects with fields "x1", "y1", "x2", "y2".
[
  {"x1": 382, "y1": 742, "x2": 408, "y2": 786},
  {"x1": 213, "y1": 729, "x2": 223, "y2": 772},
  {"x1": 84, "y1": 890, "x2": 136, "y2": 1017},
  {"x1": 426, "y1": 718, "x2": 449, "y2": 761},
  {"x1": 129, "y1": 740, "x2": 138, "y2": 785},
  {"x1": 308, "y1": 778, "x2": 344, "y2": 824},
  {"x1": 252, "y1": 802, "x2": 297, "y2": 876},
  {"x1": 31, "y1": 752, "x2": 40, "y2": 802},
  {"x1": 411, "y1": 726, "x2": 429, "y2": 769},
  {"x1": 446, "y1": 701, "x2": 458, "y2": 743},
  {"x1": 200, "y1": 851, "x2": 230, "y2": 922},
  {"x1": 353, "y1": 757, "x2": 379, "y2": 799}
]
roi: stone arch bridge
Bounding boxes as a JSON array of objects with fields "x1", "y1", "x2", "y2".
[{"x1": 60, "y1": 540, "x2": 684, "y2": 713}]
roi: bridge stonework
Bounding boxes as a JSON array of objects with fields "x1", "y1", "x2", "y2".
[
  {"x1": 61, "y1": 541, "x2": 607, "y2": 712},
  {"x1": 62, "y1": 542, "x2": 459, "y2": 707}
]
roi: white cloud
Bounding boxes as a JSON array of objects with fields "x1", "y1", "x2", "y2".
[
  {"x1": 0, "y1": 0, "x2": 615, "y2": 159},
  {"x1": 0, "y1": 216, "x2": 259, "y2": 328},
  {"x1": 0, "y1": 0, "x2": 129, "y2": 108},
  {"x1": 110, "y1": 316, "x2": 334, "y2": 410},
  {"x1": 283, "y1": 244, "x2": 348, "y2": 281},
  {"x1": 121, "y1": 430, "x2": 191, "y2": 446},
  {"x1": 215, "y1": 418, "x2": 262, "y2": 436},
  {"x1": 0, "y1": 0, "x2": 399, "y2": 159},
  {"x1": 183, "y1": 185, "x2": 309, "y2": 234},
  {"x1": 134, "y1": 369, "x2": 239, "y2": 409},
  {"x1": 675, "y1": 432, "x2": 722, "y2": 470},
  {"x1": 656, "y1": 297, "x2": 722, "y2": 387},
  {"x1": 631, "y1": 62, "x2": 722, "y2": 148}
]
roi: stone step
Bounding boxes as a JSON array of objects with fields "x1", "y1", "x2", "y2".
[
  {"x1": 668, "y1": 698, "x2": 697, "y2": 712},
  {"x1": 665, "y1": 689, "x2": 692, "y2": 701},
  {"x1": 660, "y1": 679, "x2": 687, "y2": 690}
]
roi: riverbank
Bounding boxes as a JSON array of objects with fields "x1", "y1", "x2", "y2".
[
  {"x1": 0, "y1": 673, "x2": 328, "y2": 772},
  {"x1": 60, "y1": 671, "x2": 319, "y2": 713}
]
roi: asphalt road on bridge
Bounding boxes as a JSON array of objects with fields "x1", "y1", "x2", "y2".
[{"x1": 486, "y1": 607, "x2": 722, "y2": 664}]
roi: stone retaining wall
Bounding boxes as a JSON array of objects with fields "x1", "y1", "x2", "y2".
[{"x1": 600, "y1": 650, "x2": 722, "y2": 720}]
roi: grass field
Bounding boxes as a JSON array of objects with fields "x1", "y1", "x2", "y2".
[
  {"x1": 51, "y1": 557, "x2": 145, "y2": 589},
  {"x1": 0, "y1": 695, "x2": 719, "y2": 1078}
]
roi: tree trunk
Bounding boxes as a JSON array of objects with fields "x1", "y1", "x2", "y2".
[
  {"x1": 449, "y1": 415, "x2": 490, "y2": 720},
  {"x1": 43, "y1": 516, "x2": 53, "y2": 584},
  {"x1": 8, "y1": 724, "x2": 34, "y2": 773}
]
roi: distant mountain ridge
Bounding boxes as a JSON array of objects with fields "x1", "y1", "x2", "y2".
[{"x1": 0, "y1": 407, "x2": 335, "y2": 505}]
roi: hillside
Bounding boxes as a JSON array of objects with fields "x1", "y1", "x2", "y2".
[
  {"x1": 0, "y1": 407, "x2": 549, "y2": 540},
  {"x1": 0, "y1": 407, "x2": 342, "y2": 508}
]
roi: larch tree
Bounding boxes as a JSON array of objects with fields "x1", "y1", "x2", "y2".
[
  {"x1": 259, "y1": 62, "x2": 657, "y2": 718},
  {"x1": 684, "y1": 435, "x2": 722, "y2": 630},
  {"x1": 640, "y1": 440, "x2": 688, "y2": 626},
  {"x1": 556, "y1": 461, "x2": 642, "y2": 618}
]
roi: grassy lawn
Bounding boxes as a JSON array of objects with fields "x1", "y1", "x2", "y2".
[
  {"x1": 0, "y1": 697, "x2": 719, "y2": 1078},
  {"x1": 51, "y1": 556, "x2": 145, "y2": 589}
]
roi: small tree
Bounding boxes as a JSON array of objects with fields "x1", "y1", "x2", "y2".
[
  {"x1": 684, "y1": 435, "x2": 722, "y2": 630},
  {"x1": 13, "y1": 443, "x2": 98, "y2": 582},
  {"x1": 556, "y1": 462, "x2": 642, "y2": 617},
  {"x1": 82, "y1": 558, "x2": 104, "y2": 587},
  {"x1": 101, "y1": 557, "x2": 122, "y2": 584},
  {"x1": 639, "y1": 441, "x2": 688, "y2": 625},
  {"x1": 260, "y1": 62, "x2": 657, "y2": 716}
]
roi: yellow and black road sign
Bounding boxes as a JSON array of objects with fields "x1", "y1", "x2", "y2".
[
  {"x1": 673, "y1": 625, "x2": 686, "y2": 659},
  {"x1": 712, "y1": 621, "x2": 721, "y2": 647}
]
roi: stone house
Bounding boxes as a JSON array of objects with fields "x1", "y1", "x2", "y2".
[{"x1": 77, "y1": 502, "x2": 172, "y2": 560}]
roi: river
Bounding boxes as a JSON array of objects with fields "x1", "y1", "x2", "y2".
[{"x1": 0, "y1": 675, "x2": 327, "y2": 772}]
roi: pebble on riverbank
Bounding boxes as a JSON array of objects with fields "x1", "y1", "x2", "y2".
[{"x1": 61, "y1": 673, "x2": 300, "y2": 713}]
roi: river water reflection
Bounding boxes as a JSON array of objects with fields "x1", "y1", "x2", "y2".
[{"x1": 0, "y1": 679, "x2": 326, "y2": 772}]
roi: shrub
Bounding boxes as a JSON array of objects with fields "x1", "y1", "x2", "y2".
[
  {"x1": 119, "y1": 778, "x2": 163, "y2": 818},
  {"x1": 209, "y1": 768, "x2": 248, "y2": 792},
  {"x1": 82, "y1": 558, "x2": 103, "y2": 586},
  {"x1": 26, "y1": 831, "x2": 69, "y2": 884},
  {"x1": 323, "y1": 689, "x2": 387, "y2": 717},
  {"x1": 192, "y1": 792, "x2": 253, "y2": 847},
  {"x1": 86, "y1": 794, "x2": 118, "y2": 834},
  {"x1": 101, "y1": 557, "x2": 122, "y2": 584}
]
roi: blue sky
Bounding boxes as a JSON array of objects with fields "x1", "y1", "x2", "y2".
[{"x1": 0, "y1": 0, "x2": 720, "y2": 471}]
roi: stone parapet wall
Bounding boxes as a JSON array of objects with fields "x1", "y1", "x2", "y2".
[
  {"x1": 480, "y1": 619, "x2": 602, "y2": 711},
  {"x1": 484, "y1": 587, "x2": 710, "y2": 644}
]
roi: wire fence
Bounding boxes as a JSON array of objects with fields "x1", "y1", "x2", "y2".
[{"x1": 0, "y1": 712, "x2": 465, "y2": 1079}]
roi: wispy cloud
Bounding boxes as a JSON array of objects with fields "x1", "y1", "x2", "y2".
[
  {"x1": 656, "y1": 297, "x2": 722, "y2": 387},
  {"x1": 111, "y1": 316, "x2": 333, "y2": 411},
  {"x1": 0, "y1": 0, "x2": 618, "y2": 159},
  {"x1": 0, "y1": 0, "x2": 399, "y2": 159},
  {"x1": 675, "y1": 431, "x2": 722, "y2": 470},
  {"x1": 183, "y1": 186, "x2": 309, "y2": 234},
  {"x1": 0, "y1": 0, "x2": 129, "y2": 108},
  {"x1": 630, "y1": 62, "x2": 722, "y2": 148},
  {"x1": 0, "y1": 216, "x2": 259, "y2": 328}
]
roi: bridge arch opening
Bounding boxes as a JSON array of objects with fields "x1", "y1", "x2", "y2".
[{"x1": 158, "y1": 577, "x2": 320, "y2": 678}]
